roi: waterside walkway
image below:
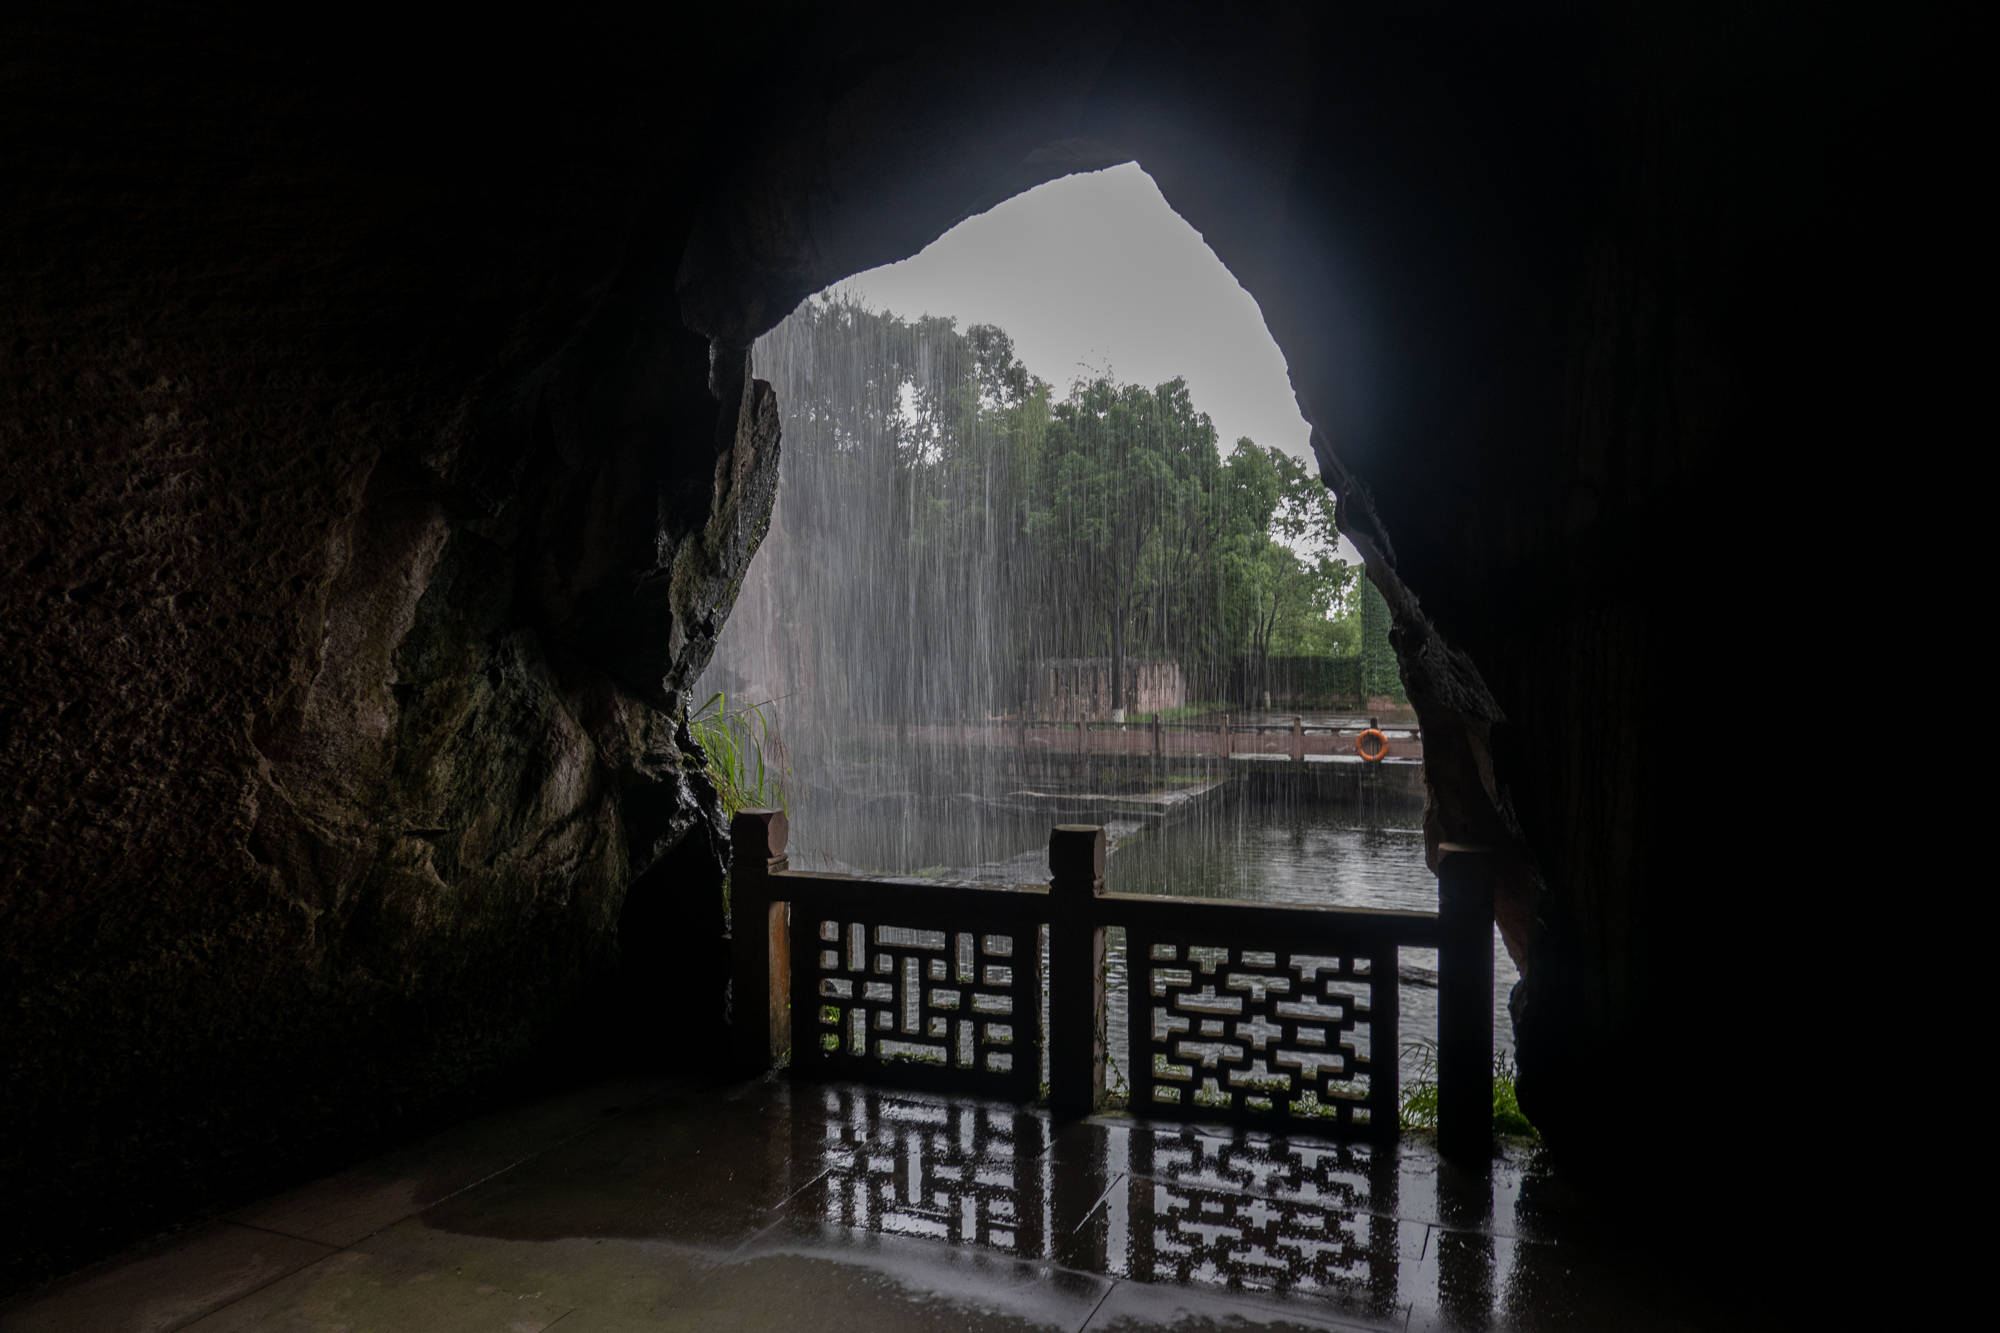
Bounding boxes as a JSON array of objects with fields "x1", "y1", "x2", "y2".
[
  {"x1": 0, "y1": 1076, "x2": 1728, "y2": 1332},
  {"x1": 898, "y1": 717, "x2": 1426, "y2": 765}
]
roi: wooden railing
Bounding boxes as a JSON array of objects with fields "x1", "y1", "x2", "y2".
[
  {"x1": 730, "y1": 810, "x2": 1495, "y2": 1161},
  {"x1": 886, "y1": 715, "x2": 1423, "y2": 762}
]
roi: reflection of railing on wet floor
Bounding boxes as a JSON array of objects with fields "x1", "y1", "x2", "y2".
[
  {"x1": 788, "y1": 1082, "x2": 1415, "y2": 1321},
  {"x1": 731, "y1": 809, "x2": 1495, "y2": 1162}
]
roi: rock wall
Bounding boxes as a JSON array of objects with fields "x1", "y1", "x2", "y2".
[{"x1": 0, "y1": 6, "x2": 781, "y2": 1286}]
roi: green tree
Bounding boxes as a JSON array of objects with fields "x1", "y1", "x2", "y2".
[
  {"x1": 1267, "y1": 447, "x2": 1359, "y2": 657},
  {"x1": 1029, "y1": 377, "x2": 1229, "y2": 712},
  {"x1": 1224, "y1": 443, "x2": 1358, "y2": 670},
  {"x1": 733, "y1": 294, "x2": 1369, "y2": 728}
]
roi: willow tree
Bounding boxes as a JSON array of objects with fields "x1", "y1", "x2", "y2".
[
  {"x1": 1029, "y1": 377, "x2": 1231, "y2": 712},
  {"x1": 736, "y1": 294, "x2": 1362, "y2": 729}
]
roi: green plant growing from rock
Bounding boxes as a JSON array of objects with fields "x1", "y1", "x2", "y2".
[{"x1": 689, "y1": 691, "x2": 788, "y2": 818}]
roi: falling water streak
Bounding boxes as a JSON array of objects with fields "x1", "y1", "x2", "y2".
[{"x1": 699, "y1": 294, "x2": 1513, "y2": 1083}]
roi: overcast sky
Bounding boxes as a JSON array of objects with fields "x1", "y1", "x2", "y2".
[
  {"x1": 837, "y1": 164, "x2": 1313, "y2": 458},
  {"x1": 833, "y1": 162, "x2": 1360, "y2": 560}
]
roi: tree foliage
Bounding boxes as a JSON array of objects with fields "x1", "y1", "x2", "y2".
[
  {"x1": 1230, "y1": 443, "x2": 1359, "y2": 666},
  {"x1": 742, "y1": 294, "x2": 1364, "y2": 719}
]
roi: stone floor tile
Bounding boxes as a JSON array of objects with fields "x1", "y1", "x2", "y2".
[
  {"x1": 0, "y1": 1222, "x2": 333, "y2": 1333},
  {"x1": 709, "y1": 1223, "x2": 1110, "y2": 1332},
  {"x1": 177, "y1": 1249, "x2": 570, "y2": 1332},
  {"x1": 785, "y1": 1082, "x2": 1056, "y2": 1177},
  {"x1": 1390, "y1": 1140, "x2": 1583, "y2": 1246},
  {"x1": 1083, "y1": 1278, "x2": 1406, "y2": 1332},
  {"x1": 4, "y1": 1080, "x2": 1719, "y2": 1333},
  {"x1": 771, "y1": 1085, "x2": 1069, "y2": 1260},
  {"x1": 772, "y1": 1170, "x2": 1053, "y2": 1262},
  {"x1": 1047, "y1": 1118, "x2": 1397, "y2": 1214},
  {"x1": 1054, "y1": 1168, "x2": 1427, "y2": 1329},
  {"x1": 226, "y1": 1078, "x2": 676, "y2": 1247},
  {"x1": 350, "y1": 1219, "x2": 714, "y2": 1324},
  {"x1": 401, "y1": 1094, "x2": 816, "y2": 1252},
  {"x1": 1401, "y1": 1226, "x2": 1709, "y2": 1332}
]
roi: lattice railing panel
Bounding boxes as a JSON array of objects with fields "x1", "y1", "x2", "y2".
[
  {"x1": 1125, "y1": 935, "x2": 1397, "y2": 1132},
  {"x1": 795, "y1": 914, "x2": 1044, "y2": 1100}
]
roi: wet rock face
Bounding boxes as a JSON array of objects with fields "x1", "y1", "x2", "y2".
[{"x1": 0, "y1": 8, "x2": 782, "y2": 1284}]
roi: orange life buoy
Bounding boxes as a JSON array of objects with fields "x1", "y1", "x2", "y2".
[{"x1": 1355, "y1": 728, "x2": 1389, "y2": 763}]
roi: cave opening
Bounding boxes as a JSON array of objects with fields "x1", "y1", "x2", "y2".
[{"x1": 689, "y1": 160, "x2": 1523, "y2": 1112}]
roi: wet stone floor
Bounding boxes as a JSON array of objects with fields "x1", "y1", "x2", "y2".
[{"x1": 1, "y1": 1077, "x2": 1721, "y2": 1332}]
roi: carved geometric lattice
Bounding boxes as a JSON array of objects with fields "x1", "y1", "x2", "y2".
[
  {"x1": 797, "y1": 918, "x2": 1042, "y2": 1100},
  {"x1": 1127, "y1": 937, "x2": 1391, "y2": 1132}
]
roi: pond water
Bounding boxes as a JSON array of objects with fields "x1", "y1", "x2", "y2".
[
  {"x1": 781, "y1": 786, "x2": 1518, "y2": 1095},
  {"x1": 1097, "y1": 800, "x2": 1519, "y2": 1094}
]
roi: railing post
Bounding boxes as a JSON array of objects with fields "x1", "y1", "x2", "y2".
[
  {"x1": 729, "y1": 809, "x2": 791, "y2": 1076},
  {"x1": 1048, "y1": 824, "x2": 1107, "y2": 1118},
  {"x1": 1219, "y1": 711, "x2": 1231, "y2": 758},
  {"x1": 1437, "y1": 844, "x2": 1495, "y2": 1164},
  {"x1": 1152, "y1": 711, "x2": 1163, "y2": 761},
  {"x1": 1291, "y1": 713, "x2": 1304, "y2": 762}
]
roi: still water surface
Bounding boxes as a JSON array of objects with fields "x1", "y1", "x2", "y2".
[
  {"x1": 1099, "y1": 802, "x2": 1519, "y2": 1090},
  {"x1": 791, "y1": 790, "x2": 1519, "y2": 1090}
]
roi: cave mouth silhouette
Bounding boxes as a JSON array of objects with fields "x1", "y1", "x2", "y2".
[
  {"x1": 681, "y1": 144, "x2": 1542, "y2": 1121},
  {"x1": 698, "y1": 157, "x2": 1385, "y2": 818}
]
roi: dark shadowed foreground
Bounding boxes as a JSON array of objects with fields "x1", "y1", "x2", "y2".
[{"x1": 0, "y1": 1077, "x2": 1733, "y2": 1333}]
